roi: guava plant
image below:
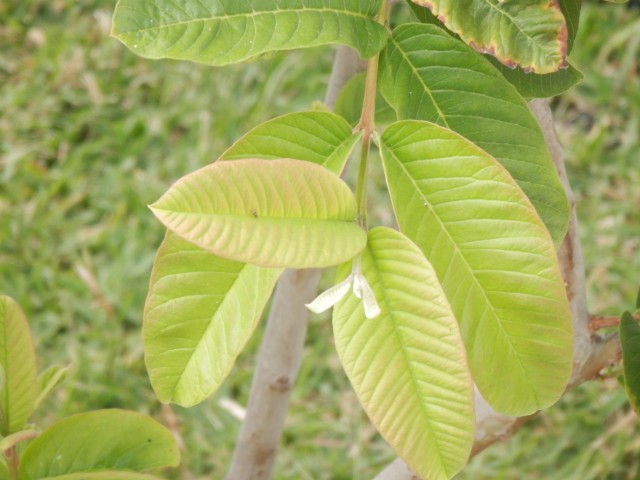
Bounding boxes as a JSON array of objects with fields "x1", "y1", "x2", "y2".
[
  {"x1": 107, "y1": 0, "x2": 621, "y2": 478},
  {"x1": 0, "y1": 295, "x2": 180, "y2": 480}
]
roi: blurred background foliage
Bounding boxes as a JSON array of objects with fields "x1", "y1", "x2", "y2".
[{"x1": 0, "y1": 1, "x2": 638, "y2": 479}]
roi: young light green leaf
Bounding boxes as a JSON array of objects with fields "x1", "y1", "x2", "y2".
[
  {"x1": 380, "y1": 120, "x2": 573, "y2": 416},
  {"x1": 39, "y1": 473, "x2": 166, "y2": 480},
  {"x1": 410, "y1": 0, "x2": 567, "y2": 73},
  {"x1": 620, "y1": 311, "x2": 640, "y2": 414},
  {"x1": 111, "y1": 0, "x2": 388, "y2": 66},
  {"x1": 379, "y1": 24, "x2": 569, "y2": 246},
  {"x1": 19, "y1": 409, "x2": 179, "y2": 480},
  {"x1": 144, "y1": 232, "x2": 282, "y2": 407},
  {"x1": 0, "y1": 295, "x2": 37, "y2": 436},
  {"x1": 33, "y1": 364, "x2": 72, "y2": 412},
  {"x1": 151, "y1": 159, "x2": 366, "y2": 268},
  {"x1": 219, "y1": 111, "x2": 360, "y2": 175},
  {"x1": 333, "y1": 227, "x2": 474, "y2": 480}
]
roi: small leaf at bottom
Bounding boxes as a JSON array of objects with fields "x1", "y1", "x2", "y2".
[{"x1": 20, "y1": 409, "x2": 179, "y2": 480}]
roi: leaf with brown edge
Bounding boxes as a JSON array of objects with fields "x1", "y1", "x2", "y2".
[{"x1": 410, "y1": 0, "x2": 569, "y2": 73}]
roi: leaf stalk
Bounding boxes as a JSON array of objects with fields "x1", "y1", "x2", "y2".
[
  {"x1": 4, "y1": 446, "x2": 20, "y2": 480},
  {"x1": 355, "y1": 0, "x2": 389, "y2": 228}
]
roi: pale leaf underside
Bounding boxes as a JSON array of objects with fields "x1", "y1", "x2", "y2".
[
  {"x1": 334, "y1": 227, "x2": 474, "y2": 480},
  {"x1": 144, "y1": 232, "x2": 282, "y2": 406},
  {"x1": 219, "y1": 111, "x2": 360, "y2": 175},
  {"x1": 151, "y1": 159, "x2": 366, "y2": 268},
  {"x1": 380, "y1": 120, "x2": 573, "y2": 415}
]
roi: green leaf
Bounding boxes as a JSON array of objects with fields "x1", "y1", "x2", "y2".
[
  {"x1": 490, "y1": 59, "x2": 583, "y2": 99},
  {"x1": 0, "y1": 459, "x2": 8, "y2": 480},
  {"x1": 111, "y1": 0, "x2": 388, "y2": 66},
  {"x1": 620, "y1": 312, "x2": 640, "y2": 414},
  {"x1": 219, "y1": 111, "x2": 360, "y2": 175},
  {"x1": 333, "y1": 73, "x2": 396, "y2": 127},
  {"x1": 33, "y1": 364, "x2": 72, "y2": 412},
  {"x1": 410, "y1": 0, "x2": 567, "y2": 73},
  {"x1": 20, "y1": 410, "x2": 179, "y2": 480},
  {"x1": 151, "y1": 158, "x2": 366, "y2": 268},
  {"x1": 408, "y1": 1, "x2": 439, "y2": 24},
  {"x1": 41, "y1": 472, "x2": 166, "y2": 480},
  {"x1": 560, "y1": 0, "x2": 581, "y2": 53},
  {"x1": 380, "y1": 120, "x2": 573, "y2": 416},
  {"x1": 0, "y1": 295, "x2": 37, "y2": 435},
  {"x1": 333, "y1": 227, "x2": 474, "y2": 480},
  {"x1": 144, "y1": 232, "x2": 281, "y2": 406},
  {"x1": 379, "y1": 24, "x2": 569, "y2": 246}
]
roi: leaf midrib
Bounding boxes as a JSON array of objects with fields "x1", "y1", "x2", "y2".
[
  {"x1": 388, "y1": 33, "x2": 450, "y2": 128},
  {"x1": 367, "y1": 245, "x2": 450, "y2": 477},
  {"x1": 155, "y1": 210, "x2": 358, "y2": 225},
  {"x1": 382, "y1": 144, "x2": 537, "y2": 400},
  {"x1": 167, "y1": 264, "x2": 262, "y2": 399}
]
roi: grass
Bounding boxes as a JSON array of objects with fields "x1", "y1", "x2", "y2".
[{"x1": 1, "y1": 1, "x2": 639, "y2": 479}]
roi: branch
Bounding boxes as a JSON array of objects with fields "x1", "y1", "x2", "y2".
[
  {"x1": 224, "y1": 46, "x2": 365, "y2": 480},
  {"x1": 374, "y1": 99, "x2": 619, "y2": 480},
  {"x1": 589, "y1": 313, "x2": 640, "y2": 333}
]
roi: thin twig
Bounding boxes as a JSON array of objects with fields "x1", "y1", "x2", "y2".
[{"x1": 589, "y1": 313, "x2": 640, "y2": 333}]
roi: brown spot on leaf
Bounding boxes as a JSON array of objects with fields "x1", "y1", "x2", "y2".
[{"x1": 550, "y1": 0, "x2": 569, "y2": 66}]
